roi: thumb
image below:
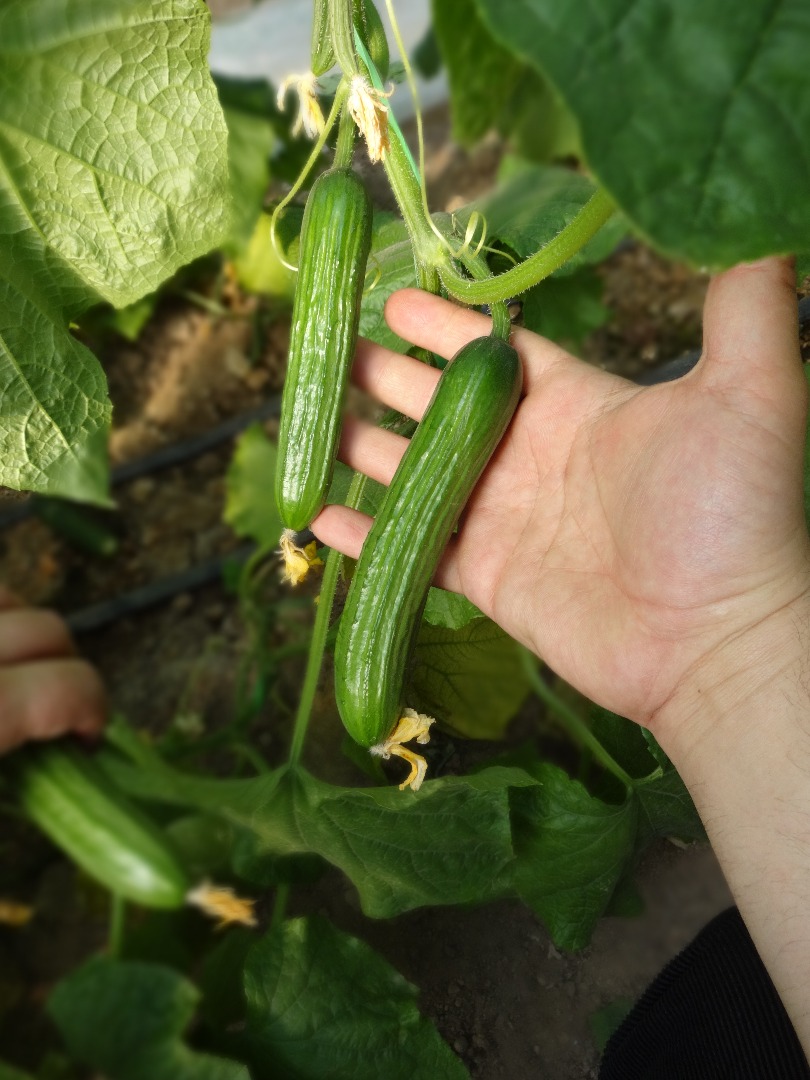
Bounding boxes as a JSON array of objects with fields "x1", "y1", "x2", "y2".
[{"x1": 699, "y1": 256, "x2": 802, "y2": 401}]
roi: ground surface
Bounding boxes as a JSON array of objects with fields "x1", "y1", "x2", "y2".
[{"x1": 2, "y1": 104, "x2": 808, "y2": 1078}]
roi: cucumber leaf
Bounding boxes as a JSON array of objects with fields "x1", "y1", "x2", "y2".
[
  {"x1": 422, "y1": 588, "x2": 484, "y2": 630},
  {"x1": 359, "y1": 240, "x2": 416, "y2": 352},
  {"x1": 102, "y1": 754, "x2": 531, "y2": 917},
  {"x1": 224, "y1": 423, "x2": 282, "y2": 547},
  {"x1": 409, "y1": 617, "x2": 530, "y2": 739},
  {"x1": 48, "y1": 957, "x2": 248, "y2": 1080},
  {"x1": 511, "y1": 764, "x2": 639, "y2": 950},
  {"x1": 522, "y1": 268, "x2": 610, "y2": 353},
  {"x1": 471, "y1": 0, "x2": 810, "y2": 268},
  {"x1": 0, "y1": 0, "x2": 229, "y2": 501},
  {"x1": 433, "y1": 0, "x2": 579, "y2": 161},
  {"x1": 244, "y1": 918, "x2": 469, "y2": 1080}
]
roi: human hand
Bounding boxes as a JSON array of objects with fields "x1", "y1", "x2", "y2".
[
  {"x1": 0, "y1": 586, "x2": 106, "y2": 755},
  {"x1": 313, "y1": 257, "x2": 809, "y2": 737}
]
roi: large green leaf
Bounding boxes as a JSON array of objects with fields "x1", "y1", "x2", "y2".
[
  {"x1": 409, "y1": 617, "x2": 530, "y2": 739},
  {"x1": 0, "y1": 0, "x2": 229, "y2": 501},
  {"x1": 48, "y1": 957, "x2": 248, "y2": 1080},
  {"x1": 471, "y1": 0, "x2": 810, "y2": 268},
  {"x1": 0, "y1": 0, "x2": 229, "y2": 306},
  {"x1": 102, "y1": 751, "x2": 530, "y2": 918},
  {"x1": 244, "y1": 918, "x2": 468, "y2": 1080},
  {"x1": 0, "y1": 278, "x2": 111, "y2": 502},
  {"x1": 432, "y1": 0, "x2": 579, "y2": 160},
  {"x1": 512, "y1": 763, "x2": 639, "y2": 950}
]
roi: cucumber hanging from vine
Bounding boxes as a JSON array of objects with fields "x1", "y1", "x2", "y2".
[
  {"x1": 334, "y1": 335, "x2": 522, "y2": 790},
  {"x1": 275, "y1": 167, "x2": 373, "y2": 536}
]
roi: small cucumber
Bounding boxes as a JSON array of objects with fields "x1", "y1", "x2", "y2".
[
  {"x1": 276, "y1": 168, "x2": 373, "y2": 532},
  {"x1": 11, "y1": 744, "x2": 190, "y2": 909},
  {"x1": 335, "y1": 335, "x2": 522, "y2": 750},
  {"x1": 311, "y1": 0, "x2": 388, "y2": 79},
  {"x1": 356, "y1": 0, "x2": 389, "y2": 80},
  {"x1": 310, "y1": 0, "x2": 335, "y2": 75}
]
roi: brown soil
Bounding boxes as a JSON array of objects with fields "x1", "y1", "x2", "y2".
[{"x1": 3, "y1": 106, "x2": 791, "y2": 1079}]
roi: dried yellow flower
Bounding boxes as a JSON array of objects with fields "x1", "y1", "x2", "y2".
[
  {"x1": 370, "y1": 708, "x2": 435, "y2": 791},
  {"x1": 279, "y1": 529, "x2": 324, "y2": 586},
  {"x1": 347, "y1": 75, "x2": 392, "y2": 163},
  {"x1": 277, "y1": 73, "x2": 325, "y2": 139},
  {"x1": 186, "y1": 883, "x2": 258, "y2": 929}
]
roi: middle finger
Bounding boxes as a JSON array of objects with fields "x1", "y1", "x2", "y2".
[{"x1": 352, "y1": 339, "x2": 440, "y2": 420}]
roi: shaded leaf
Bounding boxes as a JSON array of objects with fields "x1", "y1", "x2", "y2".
[
  {"x1": 512, "y1": 763, "x2": 638, "y2": 950},
  {"x1": 102, "y1": 755, "x2": 533, "y2": 917},
  {"x1": 409, "y1": 617, "x2": 530, "y2": 739},
  {"x1": 522, "y1": 268, "x2": 610, "y2": 353},
  {"x1": 472, "y1": 0, "x2": 810, "y2": 267},
  {"x1": 360, "y1": 240, "x2": 417, "y2": 352},
  {"x1": 224, "y1": 423, "x2": 281, "y2": 547},
  {"x1": 433, "y1": 0, "x2": 579, "y2": 160},
  {"x1": 48, "y1": 957, "x2": 248, "y2": 1080},
  {"x1": 0, "y1": 1064, "x2": 33, "y2": 1080},
  {"x1": 217, "y1": 78, "x2": 276, "y2": 252},
  {"x1": 244, "y1": 918, "x2": 468, "y2": 1080},
  {"x1": 634, "y1": 767, "x2": 706, "y2": 845}
]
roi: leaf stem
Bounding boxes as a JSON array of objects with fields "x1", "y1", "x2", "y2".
[
  {"x1": 287, "y1": 546, "x2": 342, "y2": 768},
  {"x1": 439, "y1": 189, "x2": 617, "y2": 304},
  {"x1": 287, "y1": 471, "x2": 369, "y2": 766},
  {"x1": 333, "y1": 106, "x2": 356, "y2": 168},
  {"x1": 519, "y1": 648, "x2": 634, "y2": 790}
]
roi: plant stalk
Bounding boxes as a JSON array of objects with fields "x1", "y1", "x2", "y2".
[
  {"x1": 439, "y1": 189, "x2": 616, "y2": 304},
  {"x1": 519, "y1": 648, "x2": 635, "y2": 790}
]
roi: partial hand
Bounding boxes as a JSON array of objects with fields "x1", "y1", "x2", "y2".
[
  {"x1": 0, "y1": 586, "x2": 106, "y2": 755},
  {"x1": 313, "y1": 257, "x2": 809, "y2": 734}
]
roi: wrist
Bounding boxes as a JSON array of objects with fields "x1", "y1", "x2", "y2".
[{"x1": 653, "y1": 583, "x2": 810, "y2": 772}]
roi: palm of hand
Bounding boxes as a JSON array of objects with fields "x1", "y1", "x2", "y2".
[
  {"x1": 452, "y1": 358, "x2": 805, "y2": 723},
  {"x1": 314, "y1": 261, "x2": 808, "y2": 728}
]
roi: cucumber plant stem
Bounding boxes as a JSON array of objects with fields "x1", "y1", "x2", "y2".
[
  {"x1": 439, "y1": 189, "x2": 617, "y2": 304},
  {"x1": 287, "y1": 546, "x2": 342, "y2": 768},
  {"x1": 333, "y1": 106, "x2": 356, "y2": 168},
  {"x1": 519, "y1": 648, "x2": 635, "y2": 790},
  {"x1": 287, "y1": 471, "x2": 368, "y2": 768}
]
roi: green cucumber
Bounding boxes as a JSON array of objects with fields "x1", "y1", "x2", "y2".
[
  {"x1": 335, "y1": 335, "x2": 522, "y2": 749},
  {"x1": 11, "y1": 744, "x2": 190, "y2": 909},
  {"x1": 311, "y1": 0, "x2": 387, "y2": 78},
  {"x1": 276, "y1": 168, "x2": 373, "y2": 532}
]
